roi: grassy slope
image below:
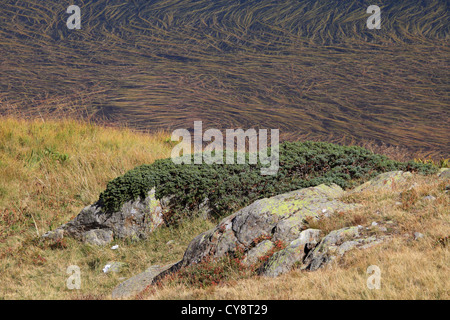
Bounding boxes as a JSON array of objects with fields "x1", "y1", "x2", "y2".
[
  {"x1": 0, "y1": 118, "x2": 448, "y2": 299},
  {"x1": 0, "y1": 116, "x2": 215, "y2": 299},
  {"x1": 1, "y1": 0, "x2": 449, "y2": 157}
]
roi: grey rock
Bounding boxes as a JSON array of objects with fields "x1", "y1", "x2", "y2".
[
  {"x1": 359, "y1": 238, "x2": 385, "y2": 250},
  {"x1": 42, "y1": 188, "x2": 167, "y2": 242},
  {"x1": 414, "y1": 232, "x2": 425, "y2": 240},
  {"x1": 303, "y1": 226, "x2": 388, "y2": 271},
  {"x1": 178, "y1": 184, "x2": 356, "y2": 269},
  {"x1": 242, "y1": 240, "x2": 274, "y2": 266},
  {"x1": 114, "y1": 172, "x2": 402, "y2": 292},
  {"x1": 349, "y1": 171, "x2": 413, "y2": 194},
  {"x1": 260, "y1": 229, "x2": 321, "y2": 277},
  {"x1": 83, "y1": 229, "x2": 114, "y2": 246},
  {"x1": 41, "y1": 229, "x2": 64, "y2": 241},
  {"x1": 438, "y1": 168, "x2": 450, "y2": 179},
  {"x1": 337, "y1": 240, "x2": 359, "y2": 255},
  {"x1": 422, "y1": 195, "x2": 436, "y2": 201},
  {"x1": 111, "y1": 262, "x2": 179, "y2": 299}
]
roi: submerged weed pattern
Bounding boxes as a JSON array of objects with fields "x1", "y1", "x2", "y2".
[{"x1": 0, "y1": 0, "x2": 449, "y2": 156}]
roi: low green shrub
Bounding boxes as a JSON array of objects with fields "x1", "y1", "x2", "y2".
[{"x1": 98, "y1": 141, "x2": 437, "y2": 222}]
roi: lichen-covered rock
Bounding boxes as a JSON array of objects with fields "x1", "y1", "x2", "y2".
[
  {"x1": 241, "y1": 240, "x2": 274, "y2": 266},
  {"x1": 42, "y1": 188, "x2": 167, "y2": 245},
  {"x1": 303, "y1": 226, "x2": 389, "y2": 271},
  {"x1": 110, "y1": 174, "x2": 399, "y2": 296},
  {"x1": 41, "y1": 228, "x2": 64, "y2": 241},
  {"x1": 178, "y1": 184, "x2": 357, "y2": 268},
  {"x1": 259, "y1": 229, "x2": 321, "y2": 277},
  {"x1": 103, "y1": 262, "x2": 128, "y2": 274},
  {"x1": 83, "y1": 229, "x2": 114, "y2": 246},
  {"x1": 350, "y1": 171, "x2": 413, "y2": 193},
  {"x1": 438, "y1": 168, "x2": 450, "y2": 179}
]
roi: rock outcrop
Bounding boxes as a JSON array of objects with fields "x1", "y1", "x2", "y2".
[
  {"x1": 46, "y1": 171, "x2": 412, "y2": 297},
  {"x1": 42, "y1": 188, "x2": 166, "y2": 245},
  {"x1": 259, "y1": 228, "x2": 321, "y2": 277},
  {"x1": 177, "y1": 183, "x2": 358, "y2": 268},
  {"x1": 349, "y1": 170, "x2": 413, "y2": 193},
  {"x1": 43, "y1": 170, "x2": 418, "y2": 247},
  {"x1": 301, "y1": 226, "x2": 389, "y2": 271},
  {"x1": 111, "y1": 182, "x2": 369, "y2": 297},
  {"x1": 438, "y1": 168, "x2": 450, "y2": 179}
]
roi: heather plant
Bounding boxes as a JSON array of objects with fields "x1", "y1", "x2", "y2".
[
  {"x1": 171, "y1": 238, "x2": 287, "y2": 288},
  {"x1": 174, "y1": 252, "x2": 246, "y2": 288}
]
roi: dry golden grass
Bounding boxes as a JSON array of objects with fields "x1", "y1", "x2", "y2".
[
  {"x1": 146, "y1": 239, "x2": 449, "y2": 300},
  {"x1": 0, "y1": 215, "x2": 214, "y2": 300},
  {"x1": 0, "y1": 115, "x2": 172, "y2": 239}
]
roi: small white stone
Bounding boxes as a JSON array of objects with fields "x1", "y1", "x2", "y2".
[
  {"x1": 103, "y1": 264, "x2": 111, "y2": 273},
  {"x1": 371, "y1": 222, "x2": 378, "y2": 227},
  {"x1": 111, "y1": 245, "x2": 119, "y2": 250},
  {"x1": 414, "y1": 232, "x2": 424, "y2": 240}
]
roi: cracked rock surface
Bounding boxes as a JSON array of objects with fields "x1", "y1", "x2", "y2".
[
  {"x1": 178, "y1": 183, "x2": 359, "y2": 268},
  {"x1": 42, "y1": 188, "x2": 166, "y2": 245}
]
